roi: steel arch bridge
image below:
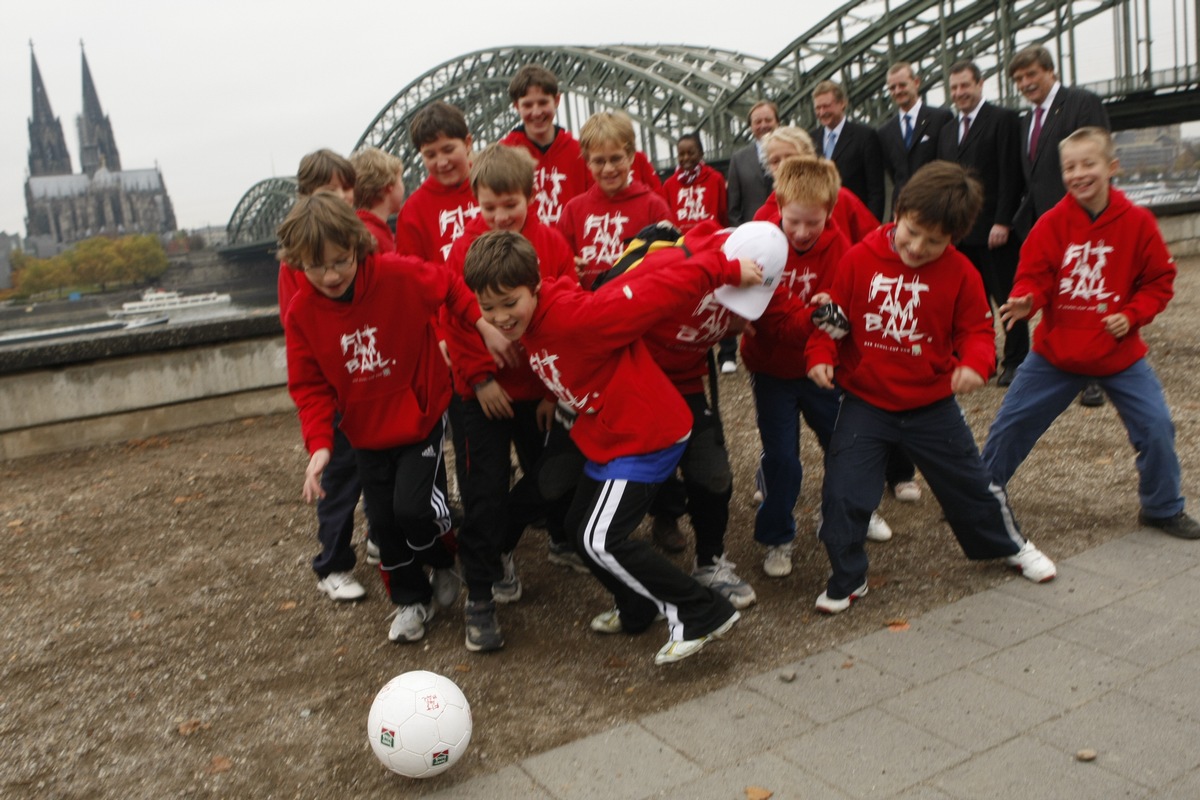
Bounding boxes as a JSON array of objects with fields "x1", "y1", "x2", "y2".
[{"x1": 225, "y1": 0, "x2": 1200, "y2": 248}]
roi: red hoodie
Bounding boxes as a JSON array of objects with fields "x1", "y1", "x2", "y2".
[
  {"x1": 637, "y1": 222, "x2": 737, "y2": 394},
  {"x1": 501, "y1": 127, "x2": 591, "y2": 227},
  {"x1": 754, "y1": 187, "x2": 879, "y2": 245},
  {"x1": 1014, "y1": 187, "x2": 1174, "y2": 376},
  {"x1": 284, "y1": 252, "x2": 481, "y2": 454},
  {"x1": 396, "y1": 176, "x2": 479, "y2": 263},
  {"x1": 443, "y1": 214, "x2": 579, "y2": 399},
  {"x1": 742, "y1": 214, "x2": 849, "y2": 380},
  {"x1": 557, "y1": 181, "x2": 674, "y2": 290},
  {"x1": 806, "y1": 223, "x2": 995, "y2": 411},
  {"x1": 661, "y1": 164, "x2": 728, "y2": 233},
  {"x1": 357, "y1": 208, "x2": 396, "y2": 253},
  {"x1": 519, "y1": 250, "x2": 741, "y2": 463}
]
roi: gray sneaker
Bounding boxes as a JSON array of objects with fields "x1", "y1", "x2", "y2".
[
  {"x1": 464, "y1": 600, "x2": 504, "y2": 652},
  {"x1": 388, "y1": 602, "x2": 435, "y2": 642},
  {"x1": 431, "y1": 567, "x2": 461, "y2": 608},
  {"x1": 492, "y1": 551, "x2": 523, "y2": 604},
  {"x1": 692, "y1": 555, "x2": 757, "y2": 609},
  {"x1": 547, "y1": 541, "x2": 590, "y2": 574}
]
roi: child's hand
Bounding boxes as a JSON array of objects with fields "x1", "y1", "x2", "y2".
[
  {"x1": 303, "y1": 448, "x2": 331, "y2": 504},
  {"x1": 810, "y1": 292, "x2": 832, "y2": 307},
  {"x1": 574, "y1": 256, "x2": 588, "y2": 280},
  {"x1": 808, "y1": 363, "x2": 835, "y2": 390},
  {"x1": 1103, "y1": 312, "x2": 1131, "y2": 339},
  {"x1": 738, "y1": 258, "x2": 764, "y2": 288},
  {"x1": 476, "y1": 319, "x2": 520, "y2": 368},
  {"x1": 439, "y1": 339, "x2": 452, "y2": 368},
  {"x1": 998, "y1": 294, "x2": 1034, "y2": 330},
  {"x1": 476, "y1": 380, "x2": 514, "y2": 420},
  {"x1": 951, "y1": 365, "x2": 985, "y2": 394},
  {"x1": 536, "y1": 398, "x2": 556, "y2": 432}
]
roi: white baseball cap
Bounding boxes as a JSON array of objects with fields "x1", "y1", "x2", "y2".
[{"x1": 714, "y1": 221, "x2": 789, "y2": 321}]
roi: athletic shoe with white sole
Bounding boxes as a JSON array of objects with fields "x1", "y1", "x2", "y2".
[
  {"x1": 867, "y1": 511, "x2": 893, "y2": 542},
  {"x1": 365, "y1": 538, "x2": 380, "y2": 566},
  {"x1": 815, "y1": 582, "x2": 868, "y2": 614},
  {"x1": 431, "y1": 567, "x2": 461, "y2": 608},
  {"x1": 316, "y1": 571, "x2": 366, "y2": 602},
  {"x1": 492, "y1": 551, "x2": 522, "y2": 604},
  {"x1": 464, "y1": 600, "x2": 504, "y2": 652},
  {"x1": 654, "y1": 610, "x2": 740, "y2": 665},
  {"x1": 692, "y1": 555, "x2": 757, "y2": 609},
  {"x1": 1005, "y1": 541, "x2": 1057, "y2": 583},
  {"x1": 589, "y1": 607, "x2": 625, "y2": 634},
  {"x1": 763, "y1": 543, "x2": 794, "y2": 577},
  {"x1": 388, "y1": 602, "x2": 435, "y2": 642},
  {"x1": 892, "y1": 480, "x2": 922, "y2": 502}
]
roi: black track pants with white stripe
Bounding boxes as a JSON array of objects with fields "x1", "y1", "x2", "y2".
[{"x1": 568, "y1": 475, "x2": 734, "y2": 642}]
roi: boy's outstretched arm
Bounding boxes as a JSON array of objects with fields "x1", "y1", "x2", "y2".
[{"x1": 999, "y1": 294, "x2": 1034, "y2": 330}]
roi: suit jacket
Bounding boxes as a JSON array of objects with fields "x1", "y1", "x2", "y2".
[
  {"x1": 879, "y1": 103, "x2": 954, "y2": 209},
  {"x1": 936, "y1": 101, "x2": 1024, "y2": 248},
  {"x1": 726, "y1": 143, "x2": 773, "y2": 225},
  {"x1": 811, "y1": 120, "x2": 886, "y2": 220},
  {"x1": 1014, "y1": 85, "x2": 1109, "y2": 236}
]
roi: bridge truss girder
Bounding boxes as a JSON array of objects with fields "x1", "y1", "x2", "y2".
[{"x1": 225, "y1": 177, "x2": 297, "y2": 247}]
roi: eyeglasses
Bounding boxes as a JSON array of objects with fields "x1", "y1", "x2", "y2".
[
  {"x1": 303, "y1": 252, "x2": 355, "y2": 275},
  {"x1": 587, "y1": 153, "x2": 631, "y2": 170}
]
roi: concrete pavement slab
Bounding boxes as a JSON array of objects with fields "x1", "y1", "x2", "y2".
[
  {"x1": 838, "y1": 619, "x2": 997, "y2": 684},
  {"x1": 773, "y1": 707, "x2": 970, "y2": 798},
  {"x1": 1048, "y1": 596, "x2": 1200, "y2": 667},
  {"x1": 917, "y1": 586, "x2": 1074, "y2": 648},
  {"x1": 741, "y1": 648, "x2": 908, "y2": 725},
  {"x1": 1121, "y1": 648, "x2": 1200, "y2": 721},
  {"x1": 1065, "y1": 533, "x2": 1200, "y2": 584},
  {"x1": 1030, "y1": 689, "x2": 1200, "y2": 790},
  {"x1": 1122, "y1": 572, "x2": 1200, "y2": 625},
  {"x1": 994, "y1": 561, "x2": 1137, "y2": 615},
  {"x1": 647, "y1": 751, "x2": 852, "y2": 800},
  {"x1": 418, "y1": 765, "x2": 545, "y2": 799}
]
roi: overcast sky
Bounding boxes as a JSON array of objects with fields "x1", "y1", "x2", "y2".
[{"x1": 5, "y1": 0, "x2": 856, "y2": 235}]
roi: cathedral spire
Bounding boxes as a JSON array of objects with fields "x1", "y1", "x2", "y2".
[
  {"x1": 78, "y1": 43, "x2": 121, "y2": 176},
  {"x1": 28, "y1": 43, "x2": 73, "y2": 176}
]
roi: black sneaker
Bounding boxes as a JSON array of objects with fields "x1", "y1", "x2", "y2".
[
  {"x1": 464, "y1": 600, "x2": 504, "y2": 652},
  {"x1": 1139, "y1": 511, "x2": 1200, "y2": 540},
  {"x1": 1079, "y1": 381, "x2": 1105, "y2": 407}
]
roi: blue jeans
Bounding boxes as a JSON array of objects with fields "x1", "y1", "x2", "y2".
[
  {"x1": 982, "y1": 353, "x2": 1184, "y2": 518},
  {"x1": 750, "y1": 372, "x2": 841, "y2": 546}
]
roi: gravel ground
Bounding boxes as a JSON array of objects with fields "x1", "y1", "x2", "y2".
[{"x1": 2, "y1": 256, "x2": 1196, "y2": 798}]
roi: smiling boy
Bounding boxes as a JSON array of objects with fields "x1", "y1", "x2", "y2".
[
  {"x1": 806, "y1": 161, "x2": 1057, "y2": 615},
  {"x1": 982, "y1": 127, "x2": 1200, "y2": 540}
]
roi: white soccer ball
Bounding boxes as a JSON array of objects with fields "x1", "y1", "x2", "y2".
[{"x1": 367, "y1": 670, "x2": 473, "y2": 779}]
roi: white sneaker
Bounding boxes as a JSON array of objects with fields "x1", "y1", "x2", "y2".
[
  {"x1": 492, "y1": 552, "x2": 522, "y2": 604},
  {"x1": 720, "y1": 360, "x2": 737, "y2": 374},
  {"x1": 388, "y1": 602, "x2": 435, "y2": 642},
  {"x1": 893, "y1": 481, "x2": 922, "y2": 502},
  {"x1": 431, "y1": 567, "x2": 461, "y2": 608},
  {"x1": 589, "y1": 607, "x2": 624, "y2": 634},
  {"x1": 815, "y1": 582, "x2": 868, "y2": 614},
  {"x1": 867, "y1": 511, "x2": 893, "y2": 542},
  {"x1": 692, "y1": 555, "x2": 757, "y2": 609},
  {"x1": 316, "y1": 571, "x2": 366, "y2": 602},
  {"x1": 1006, "y1": 541, "x2": 1057, "y2": 583},
  {"x1": 654, "y1": 610, "x2": 740, "y2": 665},
  {"x1": 365, "y1": 539, "x2": 380, "y2": 565},
  {"x1": 763, "y1": 543, "x2": 794, "y2": 577},
  {"x1": 752, "y1": 489, "x2": 764, "y2": 505}
]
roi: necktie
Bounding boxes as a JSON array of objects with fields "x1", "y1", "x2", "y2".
[
  {"x1": 1029, "y1": 106, "x2": 1044, "y2": 160},
  {"x1": 824, "y1": 130, "x2": 837, "y2": 158},
  {"x1": 961, "y1": 115, "x2": 971, "y2": 144},
  {"x1": 903, "y1": 114, "x2": 914, "y2": 148}
]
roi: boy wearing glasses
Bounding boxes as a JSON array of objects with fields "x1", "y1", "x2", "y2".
[
  {"x1": 280, "y1": 193, "x2": 508, "y2": 644},
  {"x1": 557, "y1": 111, "x2": 674, "y2": 289}
]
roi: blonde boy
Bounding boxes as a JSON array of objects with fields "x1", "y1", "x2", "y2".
[
  {"x1": 349, "y1": 148, "x2": 405, "y2": 252},
  {"x1": 556, "y1": 111, "x2": 673, "y2": 289},
  {"x1": 983, "y1": 127, "x2": 1199, "y2": 539}
]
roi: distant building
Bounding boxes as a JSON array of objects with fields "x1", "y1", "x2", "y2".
[
  {"x1": 0, "y1": 232, "x2": 18, "y2": 290},
  {"x1": 24, "y1": 45, "x2": 176, "y2": 257},
  {"x1": 1114, "y1": 126, "x2": 1181, "y2": 175}
]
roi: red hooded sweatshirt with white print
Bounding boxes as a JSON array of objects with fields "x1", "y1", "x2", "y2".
[
  {"x1": 395, "y1": 176, "x2": 479, "y2": 263},
  {"x1": 519, "y1": 249, "x2": 741, "y2": 464},
  {"x1": 557, "y1": 180, "x2": 674, "y2": 290},
  {"x1": 806, "y1": 223, "x2": 996, "y2": 411},
  {"x1": 501, "y1": 126, "x2": 591, "y2": 228},
  {"x1": 285, "y1": 252, "x2": 481, "y2": 455},
  {"x1": 1014, "y1": 187, "x2": 1174, "y2": 376}
]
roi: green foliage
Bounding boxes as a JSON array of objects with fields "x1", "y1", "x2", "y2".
[{"x1": 12, "y1": 234, "x2": 169, "y2": 298}]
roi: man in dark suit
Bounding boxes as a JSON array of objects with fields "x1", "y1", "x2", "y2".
[
  {"x1": 937, "y1": 58, "x2": 1027, "y2": 386},
  {"x1": 810, "y1": 80, "x2": 886, "y2": 220},
  {"x1": 878, "y1": 62, "x2": 954, "y2": 216},
  {"x1": 1009, "y1": 44, "x2": 1111, "y2": 406},
  {"x1": 716, "y1": 100, "x2": 779, "y2": 374}
]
